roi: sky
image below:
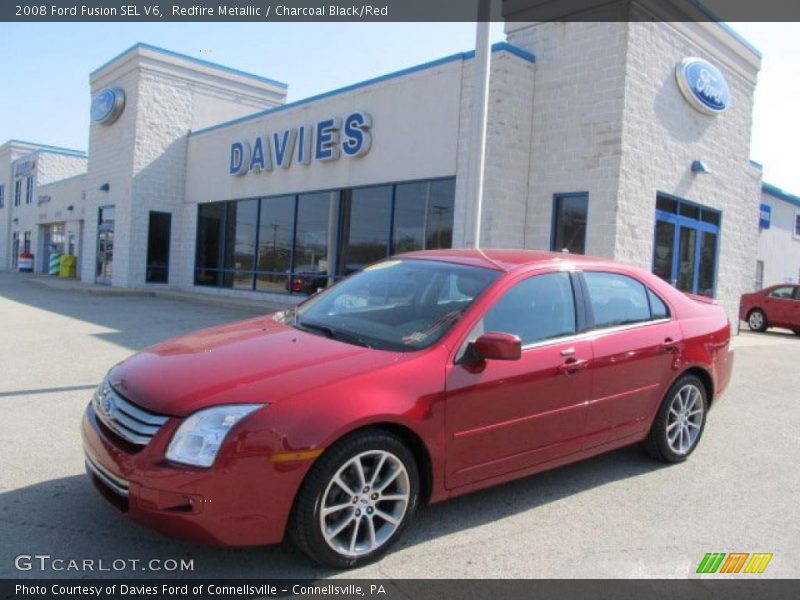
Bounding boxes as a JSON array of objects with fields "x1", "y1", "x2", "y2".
[{"x1": 0, "y1": 21, "x2": 797, "y2": 193}]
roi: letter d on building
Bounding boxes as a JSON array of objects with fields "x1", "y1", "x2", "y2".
[{"x1": 229, "y1": 141, "x2": 251, "y2": 176}]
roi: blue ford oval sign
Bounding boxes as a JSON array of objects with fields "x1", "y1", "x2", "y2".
[
  {"x1": 91, "y1": 87, "x2": 126, "y2": 125},
  {"x1": 676, "y1": 58, "x2": 731, "y2": 115}
]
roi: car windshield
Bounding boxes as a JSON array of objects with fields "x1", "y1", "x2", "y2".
[{"x1": 287, "y1": 259, "x2": 501, "y2": 351}]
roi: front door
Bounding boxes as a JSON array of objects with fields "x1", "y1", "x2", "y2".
[{"x1": 445, "y1": 271, "x2": 592, "y2": 489}]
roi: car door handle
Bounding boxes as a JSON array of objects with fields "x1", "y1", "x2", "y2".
[
  {"x1": 559, "y1": 357, "x2": 589, "y2": 374},
  {"x1": 661, "y1": 337, "x2": 679, "y2": 352}
]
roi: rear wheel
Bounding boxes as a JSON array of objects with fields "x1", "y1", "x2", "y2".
[
  {"x1": 747, "y1": 309, "x2": 768, "y2": 332},
  {"x1": 644, "y1": 374, "x2": 708, "y2": 463},
  {"x1": 290, "y1": 430, "x2": 419, "y2": 568}
]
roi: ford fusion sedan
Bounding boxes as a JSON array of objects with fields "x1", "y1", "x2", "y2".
[
  {"x1": 81, "y1": 250, "x2": 733, "y2": 568},
  {"x1": 740, "y1": 284, "x2": 800, "y2": 334}
]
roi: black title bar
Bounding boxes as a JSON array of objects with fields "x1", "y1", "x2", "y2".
[
  {"x1": 3, "y1": 579, "x2": 800, "y2": 600},
  {"x1": 3, "y1": 0, "x2": 800, "y2": 22}
]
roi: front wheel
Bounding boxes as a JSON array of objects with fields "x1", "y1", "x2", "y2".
[
  {"x1": 644, "y1": 375, "x2": 708, "y2": 463},
  {"x1": 290, "y1": 430, "x2": 419, "y2": 568},
  {"x1": 748, "y1": 309, "x2": 768, "y2": 332}
]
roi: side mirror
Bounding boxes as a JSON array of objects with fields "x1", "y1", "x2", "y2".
[{"x1": 472, "y1": 332, "x2": 522, "y2": 361}]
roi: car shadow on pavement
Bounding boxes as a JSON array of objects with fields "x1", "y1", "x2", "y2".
[
  {"x1": 0, "y1": 274, "x2": 267, "y2": 352},
  {"x1": 0, "y1": 445, "x2": 666, "y2": 578}
]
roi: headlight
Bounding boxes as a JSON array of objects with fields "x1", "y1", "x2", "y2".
[{"x1": 166, "y1": 404, "x2": 264, "y2": 468}]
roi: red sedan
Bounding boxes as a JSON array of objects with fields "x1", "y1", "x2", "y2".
[
  {"x1": 740, "y1": 284, "x2": 800, "y2": 334},
  {"x1": 81, "y1": 250, "x2": 733, "y2": 568}
]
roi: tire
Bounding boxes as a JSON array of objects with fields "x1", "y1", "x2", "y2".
[
  {"x1": 290, "y1": 429, "x2": 419, "y2": 569},
  {"x1": 644, "y1": 374, "x2": 708, "y2": 463},
  {"x1": 747, "y1": 309, "x2": 768, "y2": 332}
]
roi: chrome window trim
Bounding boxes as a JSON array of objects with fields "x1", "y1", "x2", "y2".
[{"x1": 519, "y1": 318, "x2": 672, "y2": 352}]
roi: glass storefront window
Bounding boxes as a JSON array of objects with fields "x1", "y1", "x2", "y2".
[
  {"x1": 392, "y1": 179, "x2": 455, "y2": 253},
  {"x1": 293, "y1": 191, "x2": 338, "y2": 293},
  {"x1": 551, "y1": 193, "x2": 588, "y2": 254},
  {"x1": 229, "y1": 199, "x2": 258, "y2": 290},
  {"x1": 338, "y1": 185, "x2": 392, "y2": 276},
  {"x1": 256, "y1": 195, "x2": 295, "y2": 293},
  {"x1": 195, "y1": 202, "x2": 226, "y2": 286},
  {"x1": 194, "y1": 177, "x2": 456, "y2": 295}
]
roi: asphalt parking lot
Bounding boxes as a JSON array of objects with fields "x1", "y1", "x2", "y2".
[{"x1": 0, "y1": 271, "x2": 798, "y2": 579}]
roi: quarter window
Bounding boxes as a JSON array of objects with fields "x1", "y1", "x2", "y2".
[
  {"x1": 647, "y1": 289, "x2": 670, "y2": 320},
  {"x1": 480, "y1": 272, "x2": 577, "y2": 345},
  {"x1": 584, "y1": 272, "x2": 653, "y2": 328}
]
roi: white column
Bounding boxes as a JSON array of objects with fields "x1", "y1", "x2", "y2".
[{"x1": 466, "y1": 2, "x2": 493, "y2": 249}]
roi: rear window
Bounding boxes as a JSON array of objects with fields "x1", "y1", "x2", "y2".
[{"x1": 584, "y1": 272, "x2": 667, "y2": 328}]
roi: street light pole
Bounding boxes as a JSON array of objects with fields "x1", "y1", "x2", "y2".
[{"x1": 468, "y1": 0, "x2": 493, "y2": 249}]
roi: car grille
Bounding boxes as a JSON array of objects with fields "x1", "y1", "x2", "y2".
[{"x1": 92, "y1": 382, "x2": 168, "y2": 446}]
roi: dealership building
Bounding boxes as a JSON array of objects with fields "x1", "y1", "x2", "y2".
[{"x1": 0, "y1": 10, "x2": 782, "y2": 321}]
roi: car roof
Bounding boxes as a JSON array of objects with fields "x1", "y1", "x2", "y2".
[{"x1": 398, "y1": 248, "x2": 621, "y2": 272}]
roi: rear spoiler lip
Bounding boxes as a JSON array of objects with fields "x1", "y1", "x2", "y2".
[{"x1": 683, "y1": 292, "x2": 717, "y2": 305}]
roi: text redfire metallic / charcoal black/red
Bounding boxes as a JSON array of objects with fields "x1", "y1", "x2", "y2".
[{"x1": 81, "y1": 249, "x2": 734, "y2": 568}]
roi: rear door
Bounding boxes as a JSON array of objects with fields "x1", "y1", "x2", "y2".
[{"x1": 579, "y1": 271, "x2": 682, "y2": 448}]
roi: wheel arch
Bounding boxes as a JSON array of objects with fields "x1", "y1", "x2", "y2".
[
  {"x1": 681, "y1": 366, "x2": 715, "y2": 406},
  {"x1": 298, "y1": 421, "x2": 435, "y2": 506}
]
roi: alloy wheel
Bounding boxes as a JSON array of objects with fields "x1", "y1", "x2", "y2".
[
  {"x1": 666, "y1": 384, "x2": 704, "y2": 455},
  {"x1": 319, "y1": 450, "x2": 410, "y2": 558}
]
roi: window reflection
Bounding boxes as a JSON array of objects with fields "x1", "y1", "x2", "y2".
[
  {"x1": 194, "y1": 177, "x2": 456, "y2": 295},
  {"x1": 393, "y1": 179, "x2": 455, "y2": 253},
  {"x1": 257, "y1": 195, "x2": 294, "y2": 293}
]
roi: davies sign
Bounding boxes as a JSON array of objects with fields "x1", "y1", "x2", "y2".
[
  {"x1": 675, "y1": 57, "x2": 731, "y2": 115},
  {"x1": 229, "y1": 111, "x2": 372, "y2": 176}
]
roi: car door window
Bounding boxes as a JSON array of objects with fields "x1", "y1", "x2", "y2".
[
  {"x1": 478, "y1": 272, "x2": 577, "y2": 345},
  {"x1": 769, "y1": 286, "x2": 795, "y2": 299},
  {"x1": 584, "y1": 272, "x2": 655, "y2": 328}
]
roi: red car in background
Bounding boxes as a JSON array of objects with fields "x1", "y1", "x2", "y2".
[
  {"x1": 740, "y1": 284, "x2": 800, "y2": 334},
  {"x1": 82, "y1": 250, "x2": 734, "y2": 568}
]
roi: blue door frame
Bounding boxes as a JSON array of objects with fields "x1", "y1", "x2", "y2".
[{"x1": 653, "y1": 208, "x2": 720, "y2": 297}]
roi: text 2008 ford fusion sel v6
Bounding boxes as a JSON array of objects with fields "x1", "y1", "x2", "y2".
[{"x1": 81, "y1": 249, "x2": 733, "y2": 568}]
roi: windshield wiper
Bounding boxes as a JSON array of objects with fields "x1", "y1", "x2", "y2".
[{"x1": 295, "y1": 320, "x2": 372, "y2": 348}]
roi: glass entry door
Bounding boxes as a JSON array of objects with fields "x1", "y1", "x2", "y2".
[
  {"x1": 96, "y1": 206, "x2": 115, "y2": 285},
  {"x1": 652, "y1": 196, "x2": 720, "y2": 297}
]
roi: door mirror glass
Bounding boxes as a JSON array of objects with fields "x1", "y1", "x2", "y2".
[{"x1": 472, "y1": 332, "x2": 522, "y2": 361}]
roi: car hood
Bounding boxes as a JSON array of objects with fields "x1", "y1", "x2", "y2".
[{"x1": 108, "y1": 314, "x2": 403, "y2": 417}]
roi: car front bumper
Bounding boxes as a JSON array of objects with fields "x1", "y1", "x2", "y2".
[{"x1": 80, "y1": 404, "x2": 306, "y2": 546}]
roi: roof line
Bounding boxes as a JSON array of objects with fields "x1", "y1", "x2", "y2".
[
  {"x1": 190, "y1": 42, "x2": 535, "y2": 138},
  {"x1": 4, "y1": 140, "x2": 87, "y2": 157},
  {"x1": 762, "y1": 182, "x2": 800, "y2": 208},
  {"x1": 90, "y1": 42, "x2": 289, "y2": 89},
  {"x1": 686, "y1": 1, "x2": 762, "y2": 58}
]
